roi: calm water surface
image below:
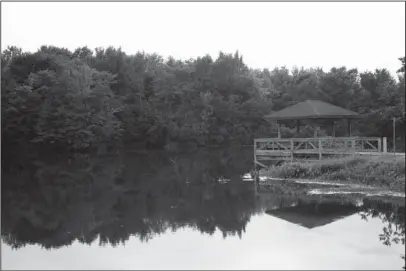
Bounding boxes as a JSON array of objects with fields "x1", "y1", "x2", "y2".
[{"x1": 1, "y1": 148, "x2": 405, "y2": 270}]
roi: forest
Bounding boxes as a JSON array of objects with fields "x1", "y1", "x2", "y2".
[{"x1": 1, "y1": 45, "x2": 405, "y2": 153}]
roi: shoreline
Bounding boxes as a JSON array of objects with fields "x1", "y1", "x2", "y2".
[{"x1": 263, "y1": 156, "x2": 405, "y2": 193}]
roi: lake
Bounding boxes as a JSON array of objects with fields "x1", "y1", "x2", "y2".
[{"x1": 1, "y1": 148, "x2": 405, "y2": 270}]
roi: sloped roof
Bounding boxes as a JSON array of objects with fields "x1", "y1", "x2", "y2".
[{"x1": 265, "y1": 100, "x2": 360, "y2": 120}]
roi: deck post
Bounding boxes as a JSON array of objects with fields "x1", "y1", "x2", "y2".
[
  {"x1": 383, "y1": 137, "x2": 388, "y2": 154},
  {"x1": 351, "y1": 139, "x2": 356, "y2": 155},
  {"x1": 393, "y1": 117, "x2": 396, "y2": 154},
  {"x1": 253, "y1": 139, "x2": 261, "y2": 190},
  {"x1": 318, "y1": 138, "x2": 323, "y2": 160},
  {"x1": 277, "y1": 121, "x2": 281, "y2": 139},
  {"x1": 378, "y1": 138, "x2": 382, "y2": 153},
  {"x1": 254, "y1": 175, "x2": 259, "y2": 196},
  {"x1": 254, "y1": 139, "x2": 258, "y2": 170},
  {"x1": 290, "y1": 139, "x2": 294, "y2": 161}
]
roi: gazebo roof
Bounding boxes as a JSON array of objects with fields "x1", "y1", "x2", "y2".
[{"x1": 265, "y1": 100, "x2": 360, "y2": 121}]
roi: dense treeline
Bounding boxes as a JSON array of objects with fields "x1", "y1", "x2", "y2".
[{"x1": 1, "y1": 46, "x2": 405, "y2": 152}]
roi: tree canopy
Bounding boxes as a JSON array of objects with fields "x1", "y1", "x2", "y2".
[{"x1": 2, "y1": 46, "x2": 405, "y2": 152}]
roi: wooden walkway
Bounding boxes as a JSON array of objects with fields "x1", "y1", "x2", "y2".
[{"x1": 254, "y1": 136, "x2": 403, "y2": 169}]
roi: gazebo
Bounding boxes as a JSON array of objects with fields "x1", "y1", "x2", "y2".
[
  {"x1": 264, "y1": 100, "x2": 360, "y2": 138},
  {"x1": 254, "y1": 100, "x2": 385, "y2": 164}
]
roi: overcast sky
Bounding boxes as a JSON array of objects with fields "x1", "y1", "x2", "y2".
[{"x1": 2, "y1": 2, "x2": 405, "y2": 75}]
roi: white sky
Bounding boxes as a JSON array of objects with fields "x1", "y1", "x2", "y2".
[{"x1": 1, "y1": 2, "x2": 405, "y2": 76}]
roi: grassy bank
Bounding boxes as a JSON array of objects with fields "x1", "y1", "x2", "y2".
[{"x1": 265, "y1": 155, "x2": 405, "y2": 192}]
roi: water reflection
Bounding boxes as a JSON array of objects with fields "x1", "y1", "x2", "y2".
[
  {"x1": 1, "y1": 148, "x2": 405, "y2": 270},
  {"x1": 1, "y1": 148, "x2": 258, "y2": 250},
  {"x1": 265, "y1": 202, "x2": 360, "y2": 229},
  {"x1": 360, "y1": 198, "x2": 405, "y2": 269}
]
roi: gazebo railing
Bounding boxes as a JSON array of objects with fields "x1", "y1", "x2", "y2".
[{"x1": 254, "y1": 137, "x2": 383, "y2": 159}]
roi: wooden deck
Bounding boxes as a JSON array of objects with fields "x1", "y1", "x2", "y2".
[{"x1": 254, "y1": 136, "x2": 403, "y2": 169}]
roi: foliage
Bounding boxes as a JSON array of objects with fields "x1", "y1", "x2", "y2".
[
  {"x1": 2, "y1": 46, "x2": 404, "y2": 151},
  {"x1": 1, "y1": 47, "x2": 123, "y2": 150},
  {"x1": 266, "y1": 156, "x2": 406, "y2": 192}
]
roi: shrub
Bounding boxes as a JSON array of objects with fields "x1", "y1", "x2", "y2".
[{"x1": 266, "y1": 156, "x2": 405, "y2": 192}]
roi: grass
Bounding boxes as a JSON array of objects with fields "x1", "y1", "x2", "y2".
[{"x1": 265, "y1": 155, "x2": 405, "y2": 192}]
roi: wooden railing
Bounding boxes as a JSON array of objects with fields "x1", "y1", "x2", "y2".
[{"x1": 254, "y1": 137, "x2": 383, "y2": 160}]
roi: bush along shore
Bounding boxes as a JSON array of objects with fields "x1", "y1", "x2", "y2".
[{"x1": 265, "y1": 156, "x2": 406, "y2": 192}]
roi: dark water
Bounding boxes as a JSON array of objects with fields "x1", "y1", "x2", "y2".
[{"x1": 1, "y1": 148, "x2": 405, "y2": 270}]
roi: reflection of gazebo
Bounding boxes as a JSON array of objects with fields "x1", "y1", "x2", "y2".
[
  {"x1": 264, "y1": 100, "x2": 361, "y2": 138},
  {"x1": 265, "y1": 202, "x2": 359, "y2": 229}
]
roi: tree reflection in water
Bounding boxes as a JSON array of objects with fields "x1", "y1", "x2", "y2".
[
  {"x1": 1, "y1": 147, "x2": 405, "y2": 269},
  {"x1": 359, "y1": 198, "x2": 405, "y2": 269},
  {"x1": 1, "y1": 148, "x2": 258, "y2": 249}
]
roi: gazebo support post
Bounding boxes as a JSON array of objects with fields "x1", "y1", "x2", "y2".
[
  {"x1": 313, "y1": 123, "x2": 317, "y2": 138},
  {"x1": 296, "y1": 120, "x2": 300, "y2": 135},
  {"x1": 332, "y1": 120, "x2": 336, "y2": 137},
  {"x1": 277, "y1": 121, "x2": 281, "y2": 139},
  {"x1": 347, "y1": 118, "x2": 352, "y2": 137}
]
